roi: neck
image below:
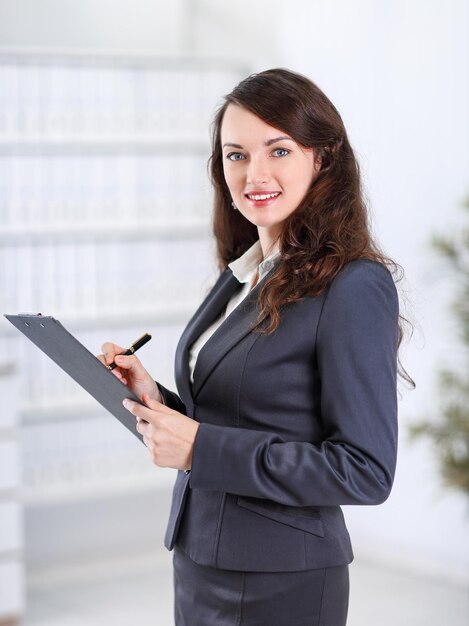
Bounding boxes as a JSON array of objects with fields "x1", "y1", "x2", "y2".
[{"x1": 258, "y1": 227, "x2": 280, "y2": 259}]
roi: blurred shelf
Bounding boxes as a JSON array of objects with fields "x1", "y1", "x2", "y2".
[
  {"x1": 0, "y1": 46, "x2": 250, "y2": 71},
  {"x1": 21, "y1": 398, "x2": 115, "y2": 424},
  {"x1": 0, "y1": 428, "x2": 18, "y2": 441},
  {"x1": 0, "y1": 489, "x2": 20, "y2": 503},
  {"x1": 0, "y1": 48, "x2": 242, "y2": 524},
  {"x1": 20, "y1": 393, "x2": 172, "y2": 424},
  {"x1": 0, "y1": 218, "x2": 211, "y2": 242},
  {"x1": 21, "y1": 470, "x2": 175, "y2": 506},
  {"x1": 0, "y1": 134, "x2": 210, "y2": 155},
  {"x1": 1, "y1": 303, "x2": 198, "y2": 337}
]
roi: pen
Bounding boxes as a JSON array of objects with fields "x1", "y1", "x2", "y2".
[{"x1": 107, "y1": 333, "x2": 152, "y2": 370}]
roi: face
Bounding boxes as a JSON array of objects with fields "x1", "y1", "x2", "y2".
[{"x1": 221, "y1": 104, "x2": 320, "y2": 252}]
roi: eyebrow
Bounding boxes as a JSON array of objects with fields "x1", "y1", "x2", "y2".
[{"x1": 222, "y1": 136, "x2": 295, "y2": 149}]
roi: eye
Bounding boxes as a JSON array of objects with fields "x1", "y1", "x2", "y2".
[
  {"x1": 272, "y1": 148, "x2": 290, "y2": 157},
  {"x1": 226, "y1": 152, "x2": 245, "y2": 161}
]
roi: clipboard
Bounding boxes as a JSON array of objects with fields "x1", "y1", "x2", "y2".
[{"x1": 4, "y1": 313, "x2": 144, "y2": 443}]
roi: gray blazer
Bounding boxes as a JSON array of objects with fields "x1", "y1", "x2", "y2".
[{"x1": 157, "y1": 259, "x2": 399, "y2": 572}]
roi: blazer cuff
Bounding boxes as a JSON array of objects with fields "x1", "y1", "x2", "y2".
[
  {"x1": 190, "y1": 422, "x2": 281, "y2": 497},
  {"x1": 156, "y1": 382, "x2": 186, "y2": 414}
]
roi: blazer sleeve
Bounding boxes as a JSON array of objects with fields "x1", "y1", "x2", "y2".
[
  {"x1": 189, "y1": 261, "x2": 399, "y2": 507},
  {"x1": 156, "y1": 381, "x2": 187, "y2": 414}
]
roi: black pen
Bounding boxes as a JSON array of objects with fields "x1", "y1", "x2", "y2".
[{"x1": 107, "y1": 333, "x2": 152, "y2": 370}]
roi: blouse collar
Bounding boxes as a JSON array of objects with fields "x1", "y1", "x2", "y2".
[{"x1": 228, "y1": 240, "x2": 281, "y2": 285}]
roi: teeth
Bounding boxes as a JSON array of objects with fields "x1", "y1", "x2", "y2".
[{"x1": 247, "y1": 192, "x2": 280, "y2": 201}]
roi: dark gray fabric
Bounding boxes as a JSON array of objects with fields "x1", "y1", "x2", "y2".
[
  {"x1": 173, "y1": 546, "x2": 349, "y2": 626},
  {"x1": 161, "y1": 259, "x2": 399, "y2": 572}
]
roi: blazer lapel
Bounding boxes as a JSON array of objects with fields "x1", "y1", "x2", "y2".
[
  {"x1": 175, "y1": 268, "x2": 241, "y2": 406},
  {"x1": 191, "y1": 269, "x2": 274, "y2": 399}
]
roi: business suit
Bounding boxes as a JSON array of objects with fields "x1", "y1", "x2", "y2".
[{"x1": 157, "y1": 257, "x2": 398, "y2": 622}]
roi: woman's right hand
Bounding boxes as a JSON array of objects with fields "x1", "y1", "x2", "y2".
[{"x1": 97, "y1": 341, "x2": 162, "y2": 404}]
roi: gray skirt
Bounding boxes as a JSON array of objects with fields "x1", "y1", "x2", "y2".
[{"x1": 173, "y1": 546, "x2": 349, "y2": 626}]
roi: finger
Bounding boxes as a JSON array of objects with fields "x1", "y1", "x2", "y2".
[
  {"x1": 112, "y1": 370, "x2": 128, "y2": 385},
  {"x1": 97, "y1": 355, "x2": 125, "y2": 381},
  {"x1": 101, "y1": 342, "x2": 125, "y2": 365},
  {"x1": 142, "y1": 436, "x2": 153, "y2": 451},
  {"x1": 142, "y1": 392, "x2": 167, "y2": 411},
  {"x1": 96, "y1": 353, "x2": 121, "y2": 375},
  {"x1": 136, "y1": 414, "x2": 155, "y2": 447},
  {"x1": 135, "y1": 418, "x2": 145, "y2": 433},
  {"x1": 113, "y1": 354, "x2": 144, "y2": 371},
  {"x1": 123, "y1": 398, "x2": 156, "y2": 423},
  {"x1": 101, "y1": 342, "x2": 125, "y2": 354}
]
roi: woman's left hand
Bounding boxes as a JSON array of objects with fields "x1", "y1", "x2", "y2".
[{"x1": 123, "y1": 394, "x2": 199, "y2": 471}]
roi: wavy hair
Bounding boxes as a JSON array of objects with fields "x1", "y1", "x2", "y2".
[{"x1": 209, "y1": 68, "x2": 414, "y2": 386}]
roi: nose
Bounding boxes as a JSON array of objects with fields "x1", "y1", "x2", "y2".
[{"x1": 247, "y1": 155, "x2": 270, "y2": 186}]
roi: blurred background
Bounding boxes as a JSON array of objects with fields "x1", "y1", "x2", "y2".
[{"x1": 0, "y1": 1, "x2": 467, "y2": 625}]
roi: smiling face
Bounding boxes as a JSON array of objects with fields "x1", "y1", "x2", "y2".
[{"x1": 221, "y1": 104, "x2": 320, "y2": 255}]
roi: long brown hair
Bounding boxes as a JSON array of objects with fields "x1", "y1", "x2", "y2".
[{"x1": 209, "y1": 68, "x2": 414, "y2": 386}]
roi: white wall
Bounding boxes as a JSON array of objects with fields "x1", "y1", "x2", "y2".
[
  {"x1": 275, "y1": 0, "x2": 469, "y2": 582},
  {"x1": 182, "y1": 0, "x2": 277, "y2": 67},
  {"x1": 0, "y1": 0, "x2": 187, "y2": 51}
]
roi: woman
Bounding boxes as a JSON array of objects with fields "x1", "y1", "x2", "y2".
[{"x1": 100, "y1": 68, "x2": 403, "y2": 625}]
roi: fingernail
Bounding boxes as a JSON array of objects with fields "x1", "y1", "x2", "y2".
[
  {"x1": 115, "y1": 356, "x2": 124, "y2": 363},
  {"x1": 122, "y1": 399, "x2": 130, "y2": 410}
]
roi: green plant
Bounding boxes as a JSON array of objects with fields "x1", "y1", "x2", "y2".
[{"x1": 409, "y1": 198, "x2": 469, "y2": 495}]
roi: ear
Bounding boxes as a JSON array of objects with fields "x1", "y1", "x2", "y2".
[{"x1": 313, "y1": 150, "x2": 323, "y2": 173}]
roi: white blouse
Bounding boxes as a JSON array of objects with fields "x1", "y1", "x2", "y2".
[{"x1": 188, "y1": 240, "x2": 280, "y2": 384}]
